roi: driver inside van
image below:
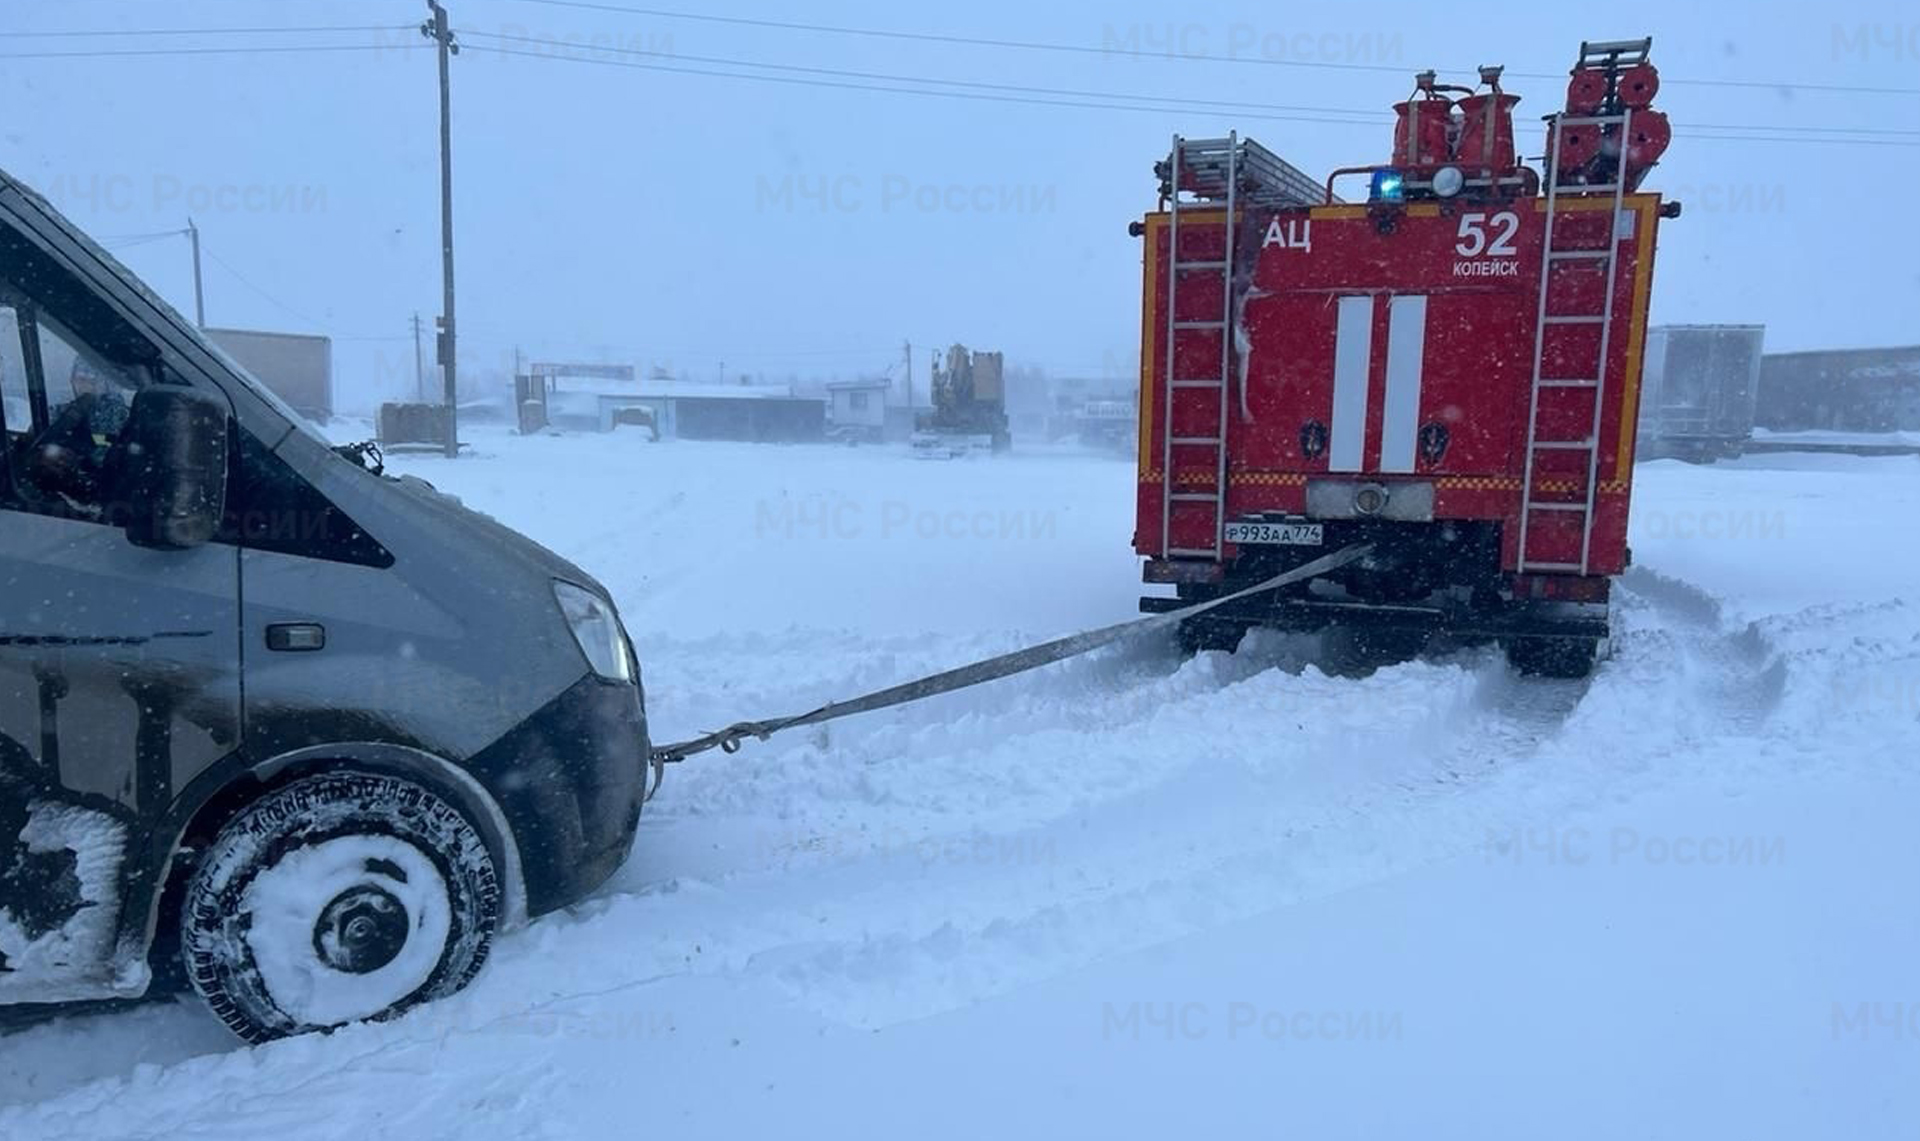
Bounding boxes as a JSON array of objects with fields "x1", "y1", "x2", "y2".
[{"x1": 28, "y1": 357, "x2": 134, "y2": 517}]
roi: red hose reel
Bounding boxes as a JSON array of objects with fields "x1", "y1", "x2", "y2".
[
  {"x1": 1616, "y1": 63, "x2": 1660, "y2": 108},
  {"x1": 1555, "y1": 52, "x2": 1667, "y2": 188},
  {"x1": 1566, "y1": 69, "x2": 1608, "y2": 115},
  {"x1": 1624, "y1": 109, "x2": 1672, "y2": 166}
]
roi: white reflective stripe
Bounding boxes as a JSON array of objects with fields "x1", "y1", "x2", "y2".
[
  {"x1": 1379, "y1": 294, "x2": 1428, "y2": 474},
  {"x1": 1329, "y1": 295, "x2": 1373, "y2": 472}
]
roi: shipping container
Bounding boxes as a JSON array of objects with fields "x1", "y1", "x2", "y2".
[{"x1": 1637, "y1": 324, "x2": 1763, "y2": 460}]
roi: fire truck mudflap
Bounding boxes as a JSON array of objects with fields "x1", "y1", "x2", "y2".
[{"x1": 1133, "y1": 39, "x2": 1674, "y2": 677}]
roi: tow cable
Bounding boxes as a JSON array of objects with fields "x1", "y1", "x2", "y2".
[{"x1": 642, "y1": 542, "x2": 1371, "y2": 797}]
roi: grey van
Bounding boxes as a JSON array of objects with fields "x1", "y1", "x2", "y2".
[{"x1": 0, "y1": 168, "x2": 650, "y2": 1041}]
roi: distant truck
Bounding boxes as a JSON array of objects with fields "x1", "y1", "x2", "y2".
[
  {"x1": 205, "y1": 326, "x2": 333, "y2": 423},
  {"x1": 913, "y1": 344, "x2": 1011, "y2": 457},
  {"x1": 1636, "y1": 325, "x2": 1764, "y2": 461}
]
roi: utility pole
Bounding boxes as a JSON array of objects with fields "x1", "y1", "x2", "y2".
[
  {"x1": 412, "y1": 312, "x2": 425, "y2": 402},
  {"x1": 187, "y1": 218, "x2": 205, "y2": 328},
  {"x1": 421, "y1": 0, "x2": 460, "y2": 458},
  {"x1": 901, "y1": 339, "x2": 912, "y2": 407}
]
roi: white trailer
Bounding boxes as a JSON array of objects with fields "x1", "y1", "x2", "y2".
[
  {"x1": 205, "y1": 327, "x2": 333, "y2": 422},
  {"x1": 1637, "y1": 324, "x2": 1765, "y2": 461}
]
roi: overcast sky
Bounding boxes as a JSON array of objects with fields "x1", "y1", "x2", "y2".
[{"x1": 4, "y1": 0, "x2": 1916, "y2": 411}]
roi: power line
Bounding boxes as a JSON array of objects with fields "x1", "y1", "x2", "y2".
[
  {"x1": 0, "y1": 43, "x2": 428, "y2": 60},
  {"x1": 12, "y1": 16, "x2": 1913, "y2": 137},
  {"x1": 457, "y1": 29, "x2": 1384, "y2": 120},
  {"x1": 103, "y1": 232, "x2": 185, "y2": 251},
  {"x1": 97, "y1": 227, "x2": 191, "y2": 243},
  {"x1": 10, "y1": 30, "x2": 1896, "y2": 148},
  {"x1": 1681, "y1": 121, "x2": 1920, "y2": 140},
  {"x1": 198, "y1": 244, "x2": 331, "y2": 332},
  {"x1": 3, "y1": 24, "x2": 413, "y2": 38},
  {"x1": 457, "y1": 42, "x2": 1386, "y2": 125},
  {"x1": 19, "y1": 2, "x2": 1920, "y2": 97},
  {"x1": 1552, "y1": 133, "x2": 1912, "y2": 149},
  {"x1": 459, "y1": 43, "x2": 1920, "y2": 148},
  {"x1": 1511, "y1": 126, "x2": 1914, "y2": 148},
  {"x1": 466, "y1": 30, "x2": 1920, "y2": 142},
  {"x1": 505, "y1": 0, "x2": 1410, "y2": 78},
  {"x1": 504, "y1": 0, "x2": 1920, "y2": 98}
]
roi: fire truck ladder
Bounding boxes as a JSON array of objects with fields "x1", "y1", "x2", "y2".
[
  {"x1": 1517, "y1": 105, "x2": 1634, "y2": 576},
  {"x1": 1160, "y1": 133, "x2": 1239, "y2": 559}
]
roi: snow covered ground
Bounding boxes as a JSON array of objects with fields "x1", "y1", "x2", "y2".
[{"x1": 5, "y1": 428, "x2": 1918, "y2": 1138}]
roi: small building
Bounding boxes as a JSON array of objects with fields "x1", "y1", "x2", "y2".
[
  {"x1": 545, "y1": 376, "x2": 825, "y2": 443},
  {"x1": 664, "y1": 387, "x2": 826, "y2": 443},
  {"x1": 825, "y1": 379, "x2": 890, "y2": 442},
  {"x1": 1072, "y1": 397, "x2": 1140, "y2": 452},
  {"x1": 1045, "y1": 377, "x2": 1139, "y2": 444}
]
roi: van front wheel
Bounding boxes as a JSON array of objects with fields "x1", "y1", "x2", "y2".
[{"x1": 181, "y1": 772, "x2": 500, "y2": 1043}]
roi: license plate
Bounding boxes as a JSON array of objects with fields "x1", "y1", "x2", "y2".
[{"x1": 1223, "y1": 521, "x2": 1323, "y2": 546}]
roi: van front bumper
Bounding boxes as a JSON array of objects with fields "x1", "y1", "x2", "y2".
[{"x1": 466, "y1": 672, "x2": 651, "y2": 915}]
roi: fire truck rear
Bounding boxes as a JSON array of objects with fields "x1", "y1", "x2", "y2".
[{"x1": 1134, "y1": 38, "x2": 1678, "y2": 677}]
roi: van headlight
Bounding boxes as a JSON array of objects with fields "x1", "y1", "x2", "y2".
[{"x1": 553, "y1": 580, "x2": 635, "y2": 683}]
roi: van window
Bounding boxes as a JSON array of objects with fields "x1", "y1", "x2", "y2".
[
  {"x1": 0, "y1": 305, "x2": 24, "y2": 501},
  {"x1": 0, "y1": 292, "x2": 156, "y2": 523},
  {"x1": 218, "y1": 427, "x2": 394, "y2": 569},
  {"x1": 1, "y1": 305, "x2": 28, "y2": 436}
]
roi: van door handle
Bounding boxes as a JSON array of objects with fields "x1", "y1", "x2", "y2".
[{"x1": 265, "y1": 623, "x2": 326, "y2": 652}]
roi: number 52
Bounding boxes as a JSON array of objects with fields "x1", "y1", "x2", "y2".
[{"x1": 1455, "y1": 211, "x2": 1519, "y2": 257}]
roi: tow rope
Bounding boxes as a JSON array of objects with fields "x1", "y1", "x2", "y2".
[{"x1": 644, "y1": 542, "x2": 1372, "y2": 796}]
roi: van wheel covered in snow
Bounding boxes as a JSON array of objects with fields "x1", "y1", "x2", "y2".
[
  {"x1": 181, "y1": 772, "x2": 499, "y2": 1043},
  {"x1": 1501, "y1": 635, "x2": 1603, "y2": 679}
]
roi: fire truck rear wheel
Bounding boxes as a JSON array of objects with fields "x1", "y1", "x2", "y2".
[
  {"x1": 1318, "y1": 626, "x2": 1428, "y2": 678},
  {"x1": 1502, "y1": 636, "x2": 1601, "y2": 679},
  {"x1": 1177, "y1": 617, "x2": 1248, "y2": 655}
]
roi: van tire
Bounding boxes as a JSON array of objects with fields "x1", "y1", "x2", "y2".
[{"x1": 181, "y1": 772, "x2": 500, "y2": 1043}]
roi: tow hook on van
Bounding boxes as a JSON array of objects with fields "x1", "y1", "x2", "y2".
[{"x1": 644, "y1": 543, "x2": 1372, "y2": 780}]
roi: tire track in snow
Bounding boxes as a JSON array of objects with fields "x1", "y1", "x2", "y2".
[
  {"x1": 1617, "y1": 567, "x2": 1787, "y2": 734},
  {"x1": 562, "y1": 572, "x2": 1811, "y2": 1028},
  {"x1": 546, "y1": 643, "x2": 1680, "y2": 1026}
]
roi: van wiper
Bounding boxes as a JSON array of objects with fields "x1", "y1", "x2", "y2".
[{"x1": 333, "y1": 439, "x2": 385, "y2": 476}]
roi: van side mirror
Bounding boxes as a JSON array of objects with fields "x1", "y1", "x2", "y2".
[{"x1": 121, "y1": 386, "x2": 230, "y2": 550}]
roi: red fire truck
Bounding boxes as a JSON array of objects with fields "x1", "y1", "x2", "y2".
[{"x1": 1134, "y1": 38, "x2": 1677, "y2": 677}]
